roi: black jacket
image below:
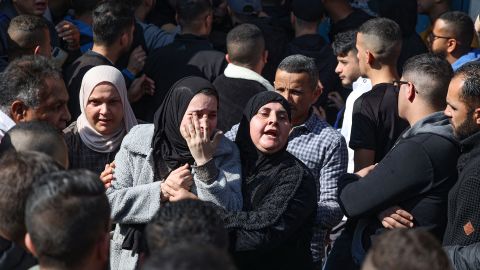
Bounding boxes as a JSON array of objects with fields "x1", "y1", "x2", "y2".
[
  {"x1": 443, "y1": 131, "x2": 480, "y2": 246},
  {"x1": 213, "y1": 75, "x2": 267, "y2": 132},
  {"x1": 0, "y1": 236, "x2": 36, "y2": 270},
  {"x1": 139, "y1": 34, "x2": 227, "y2": 122},
  {"x1": 339, "y1": 112, "x2": 459, "y2": 253},
  {"x1": 445, "y1": 242, "x2": 480, "y2": 270}
]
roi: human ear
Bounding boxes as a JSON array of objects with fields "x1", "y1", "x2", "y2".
[
  {"x1": 10, "y1": 100, "x2": 29, "y2": 123},
  {"x1": 474, "y1": 108, "x2": 480, "y2": 125},
  {"x1": 24, "y1": 233, "x2": 37, "y2": 256},
  {"x1": 446, "y1": 39, "x2": 457, "y2": 53}
]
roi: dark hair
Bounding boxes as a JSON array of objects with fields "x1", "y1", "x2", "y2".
[
  {"x1": 376, "y1": 0, "x2": 417, "y2": 37},
  {"x1": 5, "y1": 121, "x2": 68, "y2": 168},
  {"x1": 25, "y1": 170, "x2": 110, "y2": 268},
  {"x1": 0, "y1": 151, "x2": 61, "y2": 242},
  {"x1": 71, "y1": 0, "x2": 101, "y2": 16},
  {"x1": 439, "y1": 11, "x2": 475, "y2": 47},
  {"x1": 402, "y1": 53, "x2": 453, "y2": 109},
  {"x1": 7, "y1": 15, "x2": 49, "y2": 60},
  {"x1": 175, "y1": 0, "x2": 212, "y2": 30},
  {"x1": 358, "y1": 18, "x2": 402, "y2": 64},
  {"x1": 142, "y1": 243, "x2": 236, "y2": 270},
  {"x1": 226, "y1": 23, "x2": 265, "y2": 68},
  {"x1": 145, "y1": 200, "x2": 228, "y2": 255},
  {"x1": 332, "y1": 30, "x2": 357, "y2": 56},
  {"x1": 454, "y1": 61, "x2": 480, "y2": 109},
  {"x1": 92, "y1": 1, "x2": 135, "y2": 46},
  {"x1": 365, "y1": 229, "x2": 451, "y2": 270},
  {"x1": 277, "y1": 54, "x2": 319, "y2": 90},
  {"x1": 0, "y1": 55, "x2": 61, "y2": 114}
]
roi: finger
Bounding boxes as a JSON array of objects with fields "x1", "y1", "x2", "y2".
[
  {"x1": 396, "y1": 209, "x2": 413, "y2": 220},
  {"x1": 164, "y1": 178, "x2": 181, "y2": 190},
  {"x1": 384, "y1": 217, "x2": 407, "y2": 228},
  {"x1": 200, "y1": 114, "x2": 209, "y2": 140},
  {"x1": 111, "y1": 161, "x2": 116, "y2": 169},
  {"x1": 390, "y1": 213, "x2": 412, "y2": 226},
  {"x1": 180, "y1": 123, "x2": 191, "y2": 139},
  {"x1": 187, "y1": 117, "x2": 196, "y2": 136},
  {"x1": 192, "y1": 113, "x2": 201, "y2": 136},
  {"x1": 381, "y1": 220, "x2": 393, "y2": 229},
  {"x1": 211, "y1": 130, "x2": 223, "y2": 149},
  {"x1": 161, "y1": 182, "x2": 178, "y2": 195}
]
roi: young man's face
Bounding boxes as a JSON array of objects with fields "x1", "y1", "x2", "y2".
[
  {"x1": 444, "y1": 75, "x2": 480, "y2": 140},
  {"x1": 428, "y1": 19, "x2": 451, "y2": 59},
  {"x1": 355, "y1": 33, "x2": 369, "y2": 77},
  {"x1": 335, "y1": 50, "x2": 361, "y2": 88},
  {"x1": 12, "y1": 0, "x2": 48, "y2": 16}
]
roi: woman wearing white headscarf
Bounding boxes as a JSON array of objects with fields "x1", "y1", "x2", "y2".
[{"x1": 64, "y1": 65, "x2": 138, "y2": 174}]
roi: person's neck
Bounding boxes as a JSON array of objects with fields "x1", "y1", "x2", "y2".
[
  {"x1": 294, "y1": 24, "x2": 318, "y2": 38},
  {"x1": 366, "y1": 65, "x2": 399, "y2": 86},
  {"x1": 447, "y1": 48, "x2": 471, "y2": 64},
  {"x1": 76, "y1": 13, "x2": 93, "y2": 26},
  {"x1": 91, "y1": 44, "x2": 119, "y2": 64},
  {"x1": 406, "y1": 105, "x2": 437, "y2": 127},
  {"x1": 181, "y1": 27, "x2": 206, "y2": 37},
  {"x1": 428, "y1": 5, "x2": 449, "y2": 22},
  {"x1": 326, "y1": 2, "x2": 353, "y2": 23}
]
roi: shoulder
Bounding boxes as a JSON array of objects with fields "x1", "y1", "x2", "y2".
[
  {"x1": 215, "y1": 134, "x2": 239, "y2": 157},
  {"x1": 121, "y1": 124, "x2": 154, "y2": 155}
]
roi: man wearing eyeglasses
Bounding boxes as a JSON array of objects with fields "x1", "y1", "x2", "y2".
[
  {"x1": 328, "y1": 53, "x2": 459, "y2": 269},
  {"x1": 429, "y1": 11, "x2": 480, "y2": 71}
]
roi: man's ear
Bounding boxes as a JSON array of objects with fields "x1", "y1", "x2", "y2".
[
  {"x1": 225, "y1": 54, "x2": 231, "y2": 63},
  {"x1": 446, "y1": 39, "x2": 457, "y2": 53},
  {"x1": 33, "y1": 45, "x2": 41, "y2": 56},
  {"x1": 10, "y1": 100, "x2": 29, "y2": 123},
  {"x1": 406, "y1": 82, "x2": 416, "y2": 103},
  {"x1": 290, "y1": 12, "x2": 295, "y2": 26},
  {"x1": 474, "y1": 107, "x2": 480, "y2": 125},
  {"x1": 263, "y1": 50, "x2": 268, "y2": 64},
  {"x1": 312, "y1": 80, "x2": 323, "y2": 104},
  {"x1": 24, "y1": 233, "x2": 37, "y2": 257},
  {"x1": 366, "y1": 50, "x2": 375, "y2": 66}
]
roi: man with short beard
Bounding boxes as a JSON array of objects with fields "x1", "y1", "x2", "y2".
[{"x1": 443, "y1": 61, "x2": 480, "y2": 246}]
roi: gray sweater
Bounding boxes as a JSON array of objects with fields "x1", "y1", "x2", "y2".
[{"x1": 107, "y1": 124, "x2": 242, "y2": 270}]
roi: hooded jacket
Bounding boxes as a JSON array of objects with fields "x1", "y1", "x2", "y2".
[{"x1": 338, "y1": 112, "x2": 460, "y2": 263}]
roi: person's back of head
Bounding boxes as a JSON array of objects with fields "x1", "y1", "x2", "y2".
[
  {"x1": 145, "y1": 199, "x2": 228, "y2": 255},
  {"x1": 226, "y1": 23, "x2": 265, "y2": 71},
  {"x1": 417, "y1": 0, "x2": 451, "y2": 17},
  {"x1": 438, "y1": 11, "x2": 474, "y2": 51},
  {"x1": 175, "y1": 0, "x2": 213, "y2": 35},
  {"x1": 71, "y1": 0, "x2": 101, "y2": 18},
  {"x1": 376, "y1": 0, "x2": 417, "y2": 37},
  {"x1": 357, "y1": 17, "x2": 402, "y2": 66},
  {"x1": 401, "y1": 53, "x2": 453, "y2": 110},
  {"x1": 3, "y1": 121, "x2": 69, "y2": 168},
  {"x1": 92, "y1": 1, "x2": 135, "y2": 47},
  {"x1": 7, "y1": 15, "x2": 51, "y2": 61},
  {"x1": 0, "y1": 55, "x2": 61, "y2": 120},
  {"x1": 452, "y1": 61, "x2": 480, "y2": 109},
  {"x1": 291, "y1": 0, "x2": 324, "y2": 26},
  {"x1": 332, "y1": 30, "x2": 357, "y2": 57},
  {"x1": 142, "y1": 243, "x2": 236, "y2": 270},
  {"x1": 362, "y1": 229, "x2": 451, "y2": 270},
  {"x1": 25, "y1": 169, "x2": 110, "y2": 270},
  {"x1": 0, "y1": 151, "x2": 61, "y2": 244}
]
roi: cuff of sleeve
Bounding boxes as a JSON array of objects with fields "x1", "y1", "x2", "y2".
[
  {"x1": 122, "y1": 68, "x2": 136, "y2": 80},
  {"x1": 193, "y1": 159, "x2": 219, "y2": 184}
]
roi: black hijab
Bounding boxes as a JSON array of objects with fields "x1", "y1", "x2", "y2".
[
  {"x1": 152, "y1": 76, "x2": 218, "y2": 179},
  {"x1": 235, "y1": 91, "x2": 291, "y2": 178}
]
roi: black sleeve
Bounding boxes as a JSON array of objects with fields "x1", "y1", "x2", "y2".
[
  {"x1": 339, "y1": 140, "x2": 433, "y2": 218},
  {"x1": 224, "y1": 170, "x2": 317, "y2": 251},
  {"x1": 444, "y1": 243, "x2": 480, "y2": 270},
  {"x1": 349, "y1": 93, "x2": 377, "y2": 150}
]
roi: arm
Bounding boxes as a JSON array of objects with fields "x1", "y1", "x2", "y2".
[
  {"x1": 317, "y1": 135, "x2": 348, "y2": 229},
  {"x1": 106, "y1": 139, "x2": 161, "y2": 224},
  {"x1": 194, "y1": 136, "x2": 243, "y2": 211},
  {"x1": 445, "y1": 243, "x2": 480, "y2": 270},
  {"x1": 350, "y1": 95, "x2": 377, "y2": 171},
  {"x1": 339, "y1": 140, "x2": 433, "y2": 218},
  {"x1": 224, "y1": 168, "x2": 316, "y2": 251}
]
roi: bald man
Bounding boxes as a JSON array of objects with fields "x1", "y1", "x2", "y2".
[{"x1": 349, "y1": 18, "x2": 409, "y2": 172}]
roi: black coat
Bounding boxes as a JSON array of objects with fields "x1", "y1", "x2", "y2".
[
  {"x1": 444, "y1": 242, "x2": 480, "y2": 270},
  {"x1": 443, "y1": 131, "x2": 480, "y2": 246}
]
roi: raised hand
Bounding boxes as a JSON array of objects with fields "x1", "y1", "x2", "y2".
[
  {"x1": 127, "y1": 46, "x2": 147, "y2": 76},
  {"x1": 100, "y1": 161, "x2": 116, "y2": 189},
  {"x1": 55, "y1": 21, "x2": 80, "y2": 51}
]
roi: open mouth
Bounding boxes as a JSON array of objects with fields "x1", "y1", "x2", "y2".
[{"x1": 263, "y1": 129, "x2": 278, "y2": 137}]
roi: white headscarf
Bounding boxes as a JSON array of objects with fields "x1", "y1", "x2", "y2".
[{"x1": 76, "y1": 65, "x2": 138, "y2": 153}]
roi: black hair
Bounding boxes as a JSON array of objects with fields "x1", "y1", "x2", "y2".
[
  {"x1": 25, "y1": 169, "x2": 110, "y2": 269},
  {"x1": 376, "y1": 0, "x2": 417, "y2": 37},
  {"x1": 439, "y1": 11, "x2": 475, "y2": 47},
  {"x1": 358, "y1": 18, "x2": 402, "y2": 64},
  {"x1": 92, "y1": 1, "x2": 135, "y2": 46},
  {"x1": 7, "y1": 15, "x2": 49, "y2": 60},
  {"x1": 175, "y1": 0, "x2": 212, "y2": 30},
  {"x1": 454, "y1": 61, "x2": 480, "y2": 109},
  {"x1": 145, "y1": 199, "x2": 228, "y2": 255},
  {"x1": 332, "y1": 30, "x2": 357, "y2": 56},
  {"x1": 365, "y1": 229, "x2": 451, "y2": 270},
  {"x1": 0, "y1": 55, "x2": 61, "y2": 114},
  {"x1": 277, "y1": 54, "x2": 319, "y2": 90},
  {"x1": 0, "y1": 151, "x2": 61, "y2": 243},
  {"x1": 402, "y1": 53, "x2": 453, "y2": 109},
  {"x1": 142, "y1": 243, "x2": 236, "y2": 270},
  {"x1": 226, "y1": 23, "x2": 265, "y2": 68}
]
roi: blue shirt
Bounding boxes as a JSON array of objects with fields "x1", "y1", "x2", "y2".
[{"x1": 452, "y1": 49, "x2": 480, "y2": 71}]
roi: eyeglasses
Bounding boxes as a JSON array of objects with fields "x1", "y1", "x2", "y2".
[
  {"x1": 427, "y1": 32, "x2": 453, "y2": 43},
  {"x1": 393, "y1": 80, "x2": 418, "y2": 94}
]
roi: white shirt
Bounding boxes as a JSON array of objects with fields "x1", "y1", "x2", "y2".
[
  {"x1": 340, "y1": 77, "x2": 372, "y2": 173},
  {"x1": 0, "y1": 111, "x2": 15, "y2": 142}
]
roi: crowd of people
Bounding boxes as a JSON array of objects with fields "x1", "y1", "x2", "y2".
[{"x1": 0, "y1": 0, "x2": 479, "y2": 269}]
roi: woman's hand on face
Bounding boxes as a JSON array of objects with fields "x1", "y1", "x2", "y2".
[
  {"x1": 161, "y1": 182, "x2": 198, "y2": 202},
  {"x1": 100, "y1": 161, "x2": 116, "y2": 189},
  {"x1": 180, "y1": 113, "x2": 222, "y2": 166}
]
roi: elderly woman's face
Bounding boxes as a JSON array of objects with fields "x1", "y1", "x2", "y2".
[
  {"x1": 85, "y1": 82, "x2": 124, "y2": 135},
  {"x1": 249, "y1": 102, "x2": 291, "y2": 154},
  {"x1": 180, "y1": 93, "x2": 218, "y2": 138}
]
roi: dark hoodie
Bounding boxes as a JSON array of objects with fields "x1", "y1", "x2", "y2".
[
  {"x1": 0, "y1": 236, "x2": 37, "y2": 270},
  {"x1": 338, "y1": 112, "x2": 460, "y2": 264},
  {"x1": 284, "y1": 34, "x2": 345, "y2": 125}
]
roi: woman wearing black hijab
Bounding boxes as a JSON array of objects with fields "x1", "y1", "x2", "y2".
[
  {"x1": 224, "y1": 91, "x2": 317, "y2": 270},
  {"x1": 107, "y1": 76, "x2": 242, "y2": 270}
]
